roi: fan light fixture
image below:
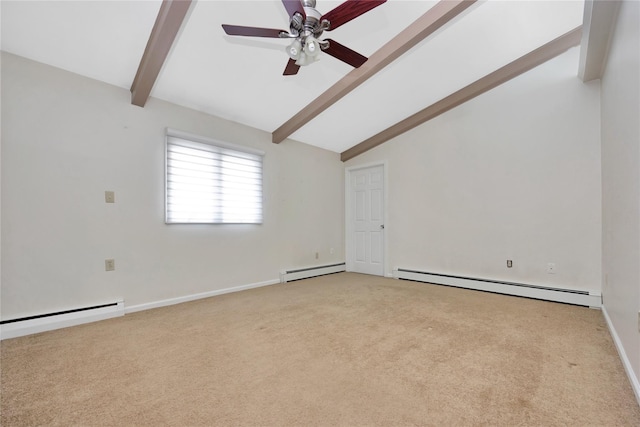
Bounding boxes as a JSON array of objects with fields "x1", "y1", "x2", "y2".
[
  {"x1": 287, "y1": 36, "x2": 321, "y2": 66},
  {"x1": 304, "y1": 37, "x2": 320, "y2": 57},
  {"x1": 286, "y1": 39, "x2": 302, "y2": 59},
  {"x1": 222, "y1": 0, "x2": 386, "y2": 75}
]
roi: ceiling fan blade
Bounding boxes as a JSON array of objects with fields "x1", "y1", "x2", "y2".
[
  {"x1": 321, "y1": 0, "x2": 387, "y2": 31},
  {"x1": 283, "y1": 58, "x2": 301, "y2": 75},
  {"x1": 322, "y1": 39, "x2": 367, "y2": 68},
  {"x1": 222, "y1": 24, "x2": 287, "y2": 38},
  {"x1": 282, "y1": 0, "x2": 306, "y2": 19}
]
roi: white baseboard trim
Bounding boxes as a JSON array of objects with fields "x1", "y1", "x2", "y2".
[
  {"x1": 125, "y1": 278, "x2": 281, "y2": 314},
  {"x1": 1, "y1": 301, "x2": 124, "y2": 340},
  {"x1": 394, "y1": 268, "x2": 601, "y2": 308},
  {"x1": 2, "y1": 278, "x2": 284, "y2": 339},
  {"x1": 280, "y1": 263, "x2": 346, "y2": 283},
  {"x1": 601, "y1": 306, "x2": 640, "y2": 406}
]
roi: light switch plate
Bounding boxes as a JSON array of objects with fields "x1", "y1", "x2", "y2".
[{"x1": 105, "y1": 191, "x2": 115, "y2": 203}]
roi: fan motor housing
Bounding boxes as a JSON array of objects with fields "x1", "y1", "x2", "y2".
[{"x1": 300, "y1": 6, "x2": 324, "y2": 38}]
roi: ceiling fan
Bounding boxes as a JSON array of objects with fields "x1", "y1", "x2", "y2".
[{"x1": 222, "y1": 0, "x2": 387, "y2": 75}]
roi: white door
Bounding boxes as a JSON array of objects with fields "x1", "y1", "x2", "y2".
[{"x1": 349, "y1": 165, "x2": 384, "y2": 276}]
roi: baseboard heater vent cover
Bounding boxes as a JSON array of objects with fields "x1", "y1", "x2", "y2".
[
  {"x1": 1, "y1": 301, "x2": 125, "y2": 340},
  {"x1": 281, "y1": 263, "x2": 346, "y2": 283},
  {"x1": 395, "y1": 269, "x2": 601, "y2": 307}
]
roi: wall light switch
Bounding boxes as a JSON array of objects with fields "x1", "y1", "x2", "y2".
[
  {"x1": 105, "y1": 191, "x2": 115, "y2": 203},
  {"x1": 105, "y1": 259, "x2": 115, "y2": 271},
  {"x1": 507, "y1": 260, "x2": 513, "y2": 268}
]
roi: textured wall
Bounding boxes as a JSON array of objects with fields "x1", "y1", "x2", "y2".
[
  {"x1": 1, "y1": 52, "x2": 344, "y2": 318},
  {"x1": 345, "y1": 47, "x2": 602, "y2": 293},
  {"x1": 601, "y1": 0, "x2": 640, "y2": 393}
]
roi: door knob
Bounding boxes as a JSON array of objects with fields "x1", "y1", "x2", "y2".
[{"x1": 380, "y1": 224, "x2": 385, "y2": 229}]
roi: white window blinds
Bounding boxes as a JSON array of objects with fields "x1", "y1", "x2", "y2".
[{"x1": 165, "y1": 131, "x2": 263, "y2": 224}]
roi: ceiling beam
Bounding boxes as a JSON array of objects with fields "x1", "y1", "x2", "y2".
[
  {"x1": 271, "y1": 0, "x2": 478, "y2": 144},
  {"x1": 341, "y1": 26, "x2": 583, "y2": 162},
  {"x1": 130, "y1": 0, "x2": 192, "y2": 107},
  {"x1": 578, "y1": 0, "x2": 621, "y2": 82}
]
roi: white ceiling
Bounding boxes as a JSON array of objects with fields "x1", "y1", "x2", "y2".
[{"x1": 1, "y1": 0, "x2": 585, "y2": 153}]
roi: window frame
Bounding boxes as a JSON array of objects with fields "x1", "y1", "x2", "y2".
[{"x1": 165, "y1": 128, "x2": 265, "y2": 225}]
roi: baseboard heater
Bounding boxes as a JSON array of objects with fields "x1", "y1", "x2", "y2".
[
  {"x1": 395, "y1": 269, "x2": 601, "y2": 308},
  {"x1": 0, "y1": 301, "x2": 125, "y2": 340},
  {"x1": 281, "y1": 263, "x2": 346, "y2": 283}
]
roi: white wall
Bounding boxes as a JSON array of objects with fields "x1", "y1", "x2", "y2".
[
  {"x1": 601, "y1": 0, "x2": 640, "y2": 392},
  {"x1": 1, "y1": 52, "x2": 344, "y2": 319},
  {"x1": 345, "y1": 47, "x2": 602, "y2": 293}
]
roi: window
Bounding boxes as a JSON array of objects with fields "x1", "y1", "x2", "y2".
[{"x1": 165, "y1": 129, "x2": 264, "y2": 224}]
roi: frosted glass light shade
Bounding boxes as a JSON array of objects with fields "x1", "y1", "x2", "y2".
[
  {"x1": 286, "y1": 39, "x2": 302, "y2": 60},
  {"x1": 304, "y1": 37, "x2": 320, "y2": 57}
]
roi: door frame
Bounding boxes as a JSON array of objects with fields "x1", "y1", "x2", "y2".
[{"x1": 345, "y1": 161, "x2": 389, "y2": 276}]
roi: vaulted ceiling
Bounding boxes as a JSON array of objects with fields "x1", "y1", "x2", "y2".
[{"x1": 2, "y1": 1, "x2": 590, "y2": 158}]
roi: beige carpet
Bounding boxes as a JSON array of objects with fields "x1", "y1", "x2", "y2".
[{"x1": 2, "y1": 272, "x2": 639, "y2": 426}]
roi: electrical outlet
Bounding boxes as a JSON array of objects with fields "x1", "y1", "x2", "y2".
[
  {"x1": 105, "y1": 259, "x2": 115, "y2": 271},
  {"x1": 506, "y1": 260, "x2": 513, "y2": 268},
  {"x1": 105, "y1": 191, "x2": 115, "y2": 203},
  {"x1": 547, "y1": 263, "x2": 556, "y2": 274},
  {"x1": 315, "y1": 252, "x2": 319, "y2": 259}
]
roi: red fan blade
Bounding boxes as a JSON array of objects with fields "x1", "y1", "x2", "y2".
[
  {"x1": 282, "y1": 0, "x2": 305, "y2": 19},
  {"x1": 321, "y1": 0, "x2": 386, "y2": 31},
  {"x1": 322, "y1": 39, "x2": 367, "y2": 68},
  {"x1": 283, "y1": 58, "x2": 301, "y2": 75},
  {"x1": 222, "y1": 24, "x2": 287, "y2": 38}
]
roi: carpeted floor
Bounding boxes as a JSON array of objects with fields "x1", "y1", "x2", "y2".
[{"x1": 1, "y1": 272, "x2": 639, "y2": 426}]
